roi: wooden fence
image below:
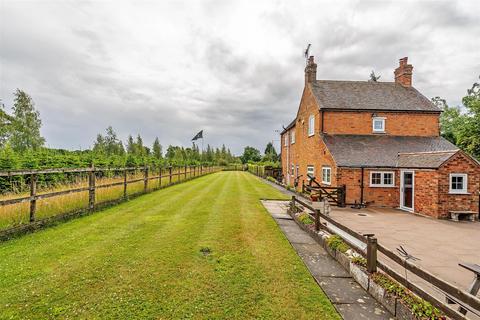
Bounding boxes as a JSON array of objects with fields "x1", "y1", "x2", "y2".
[
  {"x1": 290, "y1": 195, "x2": 480, "y2": 320},
  {"x1": 0, "y1": 165, "x2": 219, "y2": 239}
]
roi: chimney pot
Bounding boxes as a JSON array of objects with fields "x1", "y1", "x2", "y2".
[{"x1": 394, "y1": 57, "x2": 413, "y2": 87}]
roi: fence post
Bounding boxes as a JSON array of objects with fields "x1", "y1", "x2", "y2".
[
  {"x1": 314, "y1": 209, "x2": 321, "y2": 231},
  {"x1": 366, "y1": 234, "x2": 378, "y2": 273},
  {"x1": 88, "y1": 167, "x2": 96, "y2": 210},
  {"x1": 339, "y1": 184, "x2": 347, "y2": 207},
  {"x1": 123, "y1": 169, "x2": 128, "y2": 199},
  {"x1": 29, "y1": 173, "x2": 37, "y2": 222},
  {"x1": 169, "y1": 166, "x2": 172, "y2": 184},
  {"x1": 158, "y1": 166, "x2": 162, "y2": 188},
  {"x1": 144, "y1": 167, "x2": 149, "y2": 193},
  {"x1": 200, "y1": 165, "x2": 203, "y2": 175},
  {"x1": 193, "y1": 165, "x2": 196, "y2": 177},
  {"x1": 290, "y1": 195, "x2": 296, "y2": 214}
]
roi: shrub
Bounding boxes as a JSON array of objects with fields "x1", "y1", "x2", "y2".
[
  {"x1": 326, "y1": 235, "x2": 350, "y2": 253},
  {"x1": 371, "y1": 273, "x2": 444, "y2": 319},
  {"x1": 351, "y1": 256, "x2": 367, "y2": 267},
  {"x1": 266, "y1": 176, "x2": 276, "y2": 183},
  {"x1": 298, "y1": 212, "x2": 314, "y2": 225}
]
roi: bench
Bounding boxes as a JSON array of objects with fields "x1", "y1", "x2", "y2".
[{"x1": 449, "y1": 211, "x2": 477, "y2": 222}]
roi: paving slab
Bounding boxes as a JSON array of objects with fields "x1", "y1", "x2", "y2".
[{"x1": 261, "y1": 200, "x2": 393, "y2": 320}]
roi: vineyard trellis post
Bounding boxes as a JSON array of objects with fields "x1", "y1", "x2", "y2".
[{"x1": 169, "y1": 166, "x2": 172, "y2": 184}]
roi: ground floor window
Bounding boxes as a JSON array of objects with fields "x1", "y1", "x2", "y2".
[
  {"x1": 449, "y1": 173, "x2": 468, "y2": 194},
  {"x1": 291, "y1": 164, "x2": 294, "y2": 175},
  {"x1": 322, "y1": 166, "x2": 331, "y2": 185},
  {"x1": 307, "y1": 165, "x2": 315, "y2": 179},
  {"x1": 370, "y1": 171, "x2": 395, "y2": 187}
]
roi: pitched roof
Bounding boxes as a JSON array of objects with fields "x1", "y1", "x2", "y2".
[
  {"x1": 322, "y1": 134, "x2": 458, "y2": 168},
  {"x1": 396, "y1": 151, "x2": 458, "y2": 168},
  {"x1": 280, "y1": 119, "x2": 296, "y2": 135},
  {"x1": 310, "y1": 80, "x2": 440, "y2": 112}
]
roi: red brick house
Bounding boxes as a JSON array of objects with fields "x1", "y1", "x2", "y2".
[{"x1": 280, "y1": 56, "x2": 480, "y2": 219}]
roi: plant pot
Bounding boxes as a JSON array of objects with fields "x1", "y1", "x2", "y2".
[{"x1": 310, "y1": 195, "x2": 319, "y2": 201}]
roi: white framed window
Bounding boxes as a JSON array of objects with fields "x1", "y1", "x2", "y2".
[
  {"x1": 322, "y1": 166, "x2": 331, "y2": 185},
  {"x1": 370, "y1": 171, "x2": 395, "y2": 187},
  {"x1": 372, "y1": 117, "x2": 386, "y2": 133},
  {"x1": 307, "y1": 165, "x2": 315, "y2": 179},
  {"x1": 284, "y1": 134, "x2": 288, "y2": 146},
  {"x1": 291, "y1": 164, "x2": 295, "y2": 175},
  {"x1": 449, "y1": 173, "x2": 468, "y2": 194},
  {"x1": 291, "y1": 130, "x2": 295, "y2": 144},
  {"x1": 308, "y1": 115, "x2": 315, "y2": 136}
]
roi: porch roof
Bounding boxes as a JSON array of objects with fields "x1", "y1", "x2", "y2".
[
  {"x1": 396, "y1": 151, "x2": 458, "y2": 168},
  {"x1": 322, "y1": 134, "x2": 458, "y2": 168}
]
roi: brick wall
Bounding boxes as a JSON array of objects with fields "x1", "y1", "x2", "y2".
[
  {"x1": 281, "y1": 86, "x2": 337, "y2": 190},
  {"x1": 337, "y1": 168, "x2": 399, "y2": 206},
  {"x1": 437, "y1": 152, "x2": 480, "y2": 218},
  {"x1": 413, "y1": 170, "x2": 439, "y2": 218},
  {"x1": 322, "y1": 111, "x2": 440, "y2": 136}
]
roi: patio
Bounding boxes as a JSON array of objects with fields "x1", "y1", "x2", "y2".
[{"x1": 329, "y1": 206, "x2": 480, "y2": 291}]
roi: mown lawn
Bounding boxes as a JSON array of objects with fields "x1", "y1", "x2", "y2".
[{"x1": 0, "y1": 171, "x2": 339, "y2": 319}]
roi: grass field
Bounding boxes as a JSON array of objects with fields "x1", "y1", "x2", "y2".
[{"x1": 0, "y1": 171, "x2": 339, "y2": 319}]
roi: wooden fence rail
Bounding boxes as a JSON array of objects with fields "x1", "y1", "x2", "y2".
[
  {"x1": 0, "y1": 165, "x2": 218, "y2": 239},
  {"x1": 290, "y1": 195, "x2": 479, "y2": 320}
]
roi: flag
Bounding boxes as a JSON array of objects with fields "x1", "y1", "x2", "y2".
[{"x1": 191, "y1": 130, "x2": 203, "y2": 141}]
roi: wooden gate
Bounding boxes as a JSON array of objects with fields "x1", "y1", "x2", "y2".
[{"x1": 302, "y1": 177, "x2": 346, "y2": 207}]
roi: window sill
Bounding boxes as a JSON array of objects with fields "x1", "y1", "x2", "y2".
[
  {"x1": 370, "y1": 185, "x2": 395, "y2": 188},
  {"x1": 372, "y1": 131, "x2": 386, "y2": 134},
  {"x1": 449, "y1": 192, "x2": 470, "y2": 195},
  {"x1": 321, "y1": 182, "x2": 331, "y2": 186}
]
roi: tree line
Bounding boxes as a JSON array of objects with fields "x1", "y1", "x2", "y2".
[
  {"x1": 434, "y1": 76, "x2": 480, "y2": 159},
  {"x1": 0, "y1": 90, "x2": 242, "y2": 171}
]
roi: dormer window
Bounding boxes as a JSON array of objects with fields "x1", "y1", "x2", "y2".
[{"x1": 372, "y1": 117, "x2": 386, "y2": 133}]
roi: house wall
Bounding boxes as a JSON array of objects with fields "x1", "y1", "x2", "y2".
[
  {"x1": 337, "y1": 168, "x2": 399, "y2": 206},
  {"x1": 413, "y1": 170, "x2": 440, "y2": 218},
  {"x1": 436, "y1": 153, "x2": 480, "y2": 218},
  {"x1": 281, "y1": 85, "x2": 337, "y2": 190},
  {"x1": 322, "y1": 111, "x2": 440, "y2": 136}
]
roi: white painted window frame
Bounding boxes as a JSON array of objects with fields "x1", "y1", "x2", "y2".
[
  {"x1": 449, "y1": 173, "x2": 468, "y2": 194},
  {"x1": 370, "y1": 171, "x2": 395, "y2": 187},
  {"x1": 307, "y1": 165, "x2": 315, "y2": 179},
  {"x1": 291, "y1": 130, "x2": 295, "y2": 144},
  {"x1": 322, "y1": 166, "x2": 331, "y2": 185},
  {"x1": 284, "y1": 134, "x2": 288, "y2": 146},
  {"x1": 308, "y1": 115, "x2": 315, "y2": 137},
  {"x1": 372, "y1": 117, "x2": 386, "y2": 133}
]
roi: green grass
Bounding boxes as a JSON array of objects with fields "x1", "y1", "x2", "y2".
[{"x1": 0, "y1": 171, "x2": 340, "y2": 319}]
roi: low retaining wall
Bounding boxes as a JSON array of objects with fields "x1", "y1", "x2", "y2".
[{"x1": 288, "y1": 209, "x2": 440, "y2": 320}]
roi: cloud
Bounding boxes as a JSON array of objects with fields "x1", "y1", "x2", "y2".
[{"x1": 0, "y1": 0, "x2": 479, "y2": 154}]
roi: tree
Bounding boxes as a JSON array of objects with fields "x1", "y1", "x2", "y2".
[
  {"x1": 434, "y1": 96, "x2": 463, "y2": 144},
  {"x1": 0, "y1": 102, "x2": 13, "y2": 148},
  {"x1": 263, "y1": 142, "x2": 279, "y2": 162},
  {"x1": 240, "y1": 146, "x2": 261, "y2": 163},
  {"x1": 9, "y1": 89, "x2": 45, "y2": 152},
  {"x1": 104, "y1": 126, "x2": 124, "y2": 155},
  {"x1": 457, "y1": 77, "x2": 480, "y2": 158},
  {"x1": 152, "y1": 137, "x2": 162, "y2": 160},
  {"x1": 126, "y1": 135, "x2": 136, "y2": 154}
]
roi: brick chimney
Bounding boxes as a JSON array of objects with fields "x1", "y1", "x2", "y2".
[
  {"x1": 394, "y1": 57, "x2": 413, "y2": 87},
  {"x1": 305, "y1": 56, "x2": 317, "y2": 84}
]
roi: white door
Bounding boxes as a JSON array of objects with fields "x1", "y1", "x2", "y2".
[{"x1": 400, "y1": 170, "x2": 414, "y2": 212}]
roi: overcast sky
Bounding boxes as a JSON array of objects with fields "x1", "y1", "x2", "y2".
[{"x1": 1, "y1": 0, "x2": 479, "y2": 154}]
